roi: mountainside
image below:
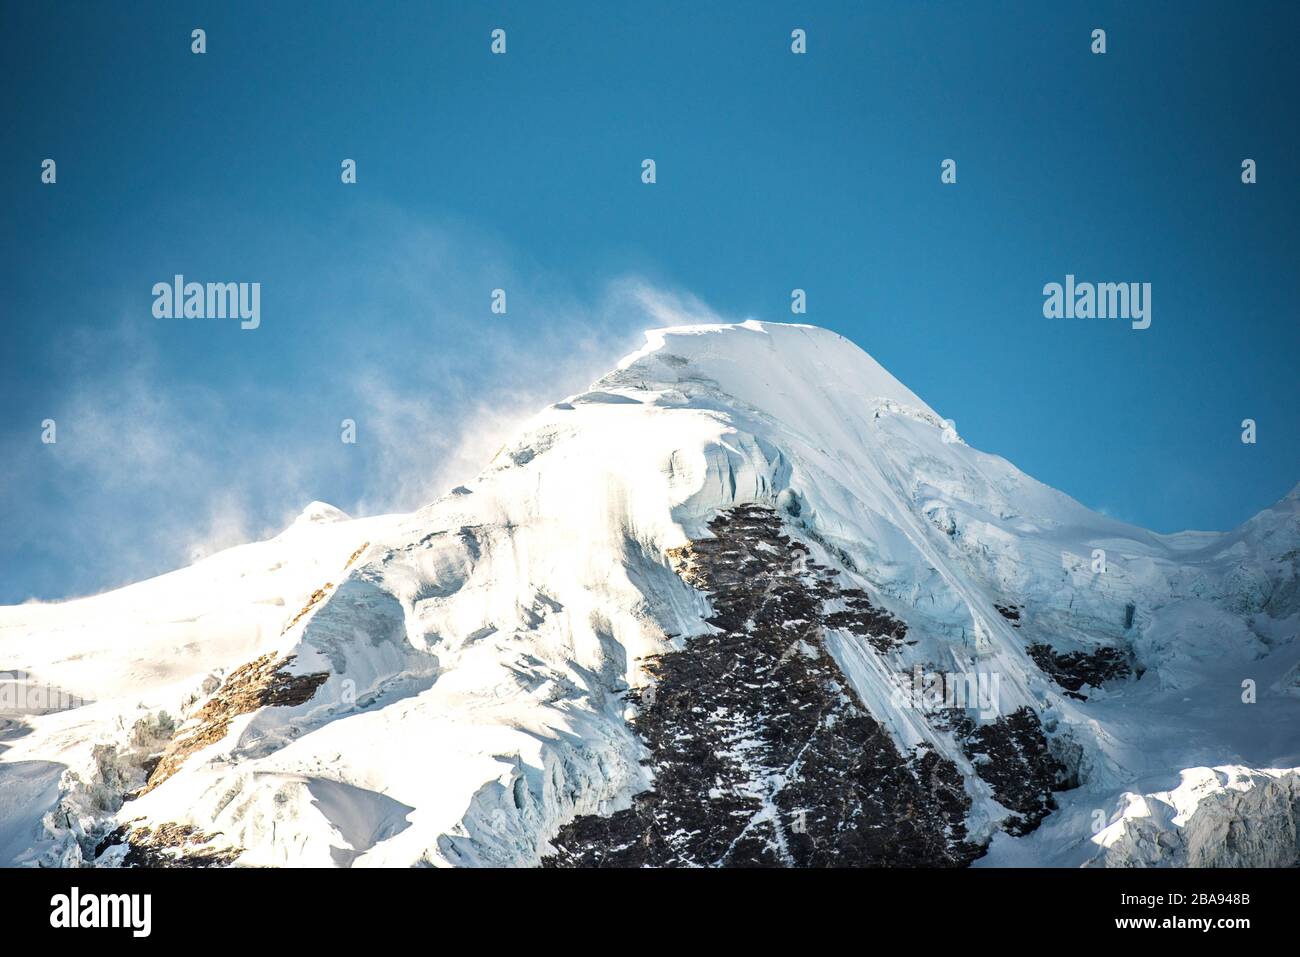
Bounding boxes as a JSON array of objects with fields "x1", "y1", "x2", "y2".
[{"x1": 3, "y1": 320, "x2": 1299, "y2": 868}]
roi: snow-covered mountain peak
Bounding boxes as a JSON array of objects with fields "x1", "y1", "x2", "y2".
[
  {"x1": 287, "y1": 501, "x2": 351, "y2": 529},
  {"x1": 604, "y1": 319, "x2": 940, "y2": 422},
  {"x1": 2, "y1": 322, "x2": 1297, "y2": 869}
]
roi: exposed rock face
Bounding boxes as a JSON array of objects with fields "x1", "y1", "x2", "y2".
[
  {"x1": 140, "y1": 652, "x2": 328, "y2": 795},
  {"x1": 952, "y1": 708, "x2": 1071, "y2": 836},
  {"x1": 95, "y1": 821, "x2": 242, "y2": 868},
  {"x1": 284, "y1": 582, "x2": 335, "y2": 633},
  {"x1": 994, "y1": 603, "x2": 1022, "y2": 627},
  {"x1": 544, "y1": 505, "x2": 980, "y2": 868},
  {"x1": 1028, "y1": 643, "x2": 1130, "y2": 698},
  {"x1": 826, "y1": 588, "x2": 912, "y2": 653}
]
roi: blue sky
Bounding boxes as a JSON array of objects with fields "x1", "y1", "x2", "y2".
[{"x1": 2, "y1": 1, "x2": 1297, "y2": 603}]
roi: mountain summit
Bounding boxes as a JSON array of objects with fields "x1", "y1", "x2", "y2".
[{"x1": 3, "y1": 321, "x2": 1298, "y2": 867}]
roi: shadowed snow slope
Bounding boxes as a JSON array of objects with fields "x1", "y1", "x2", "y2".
[{"x1": 2, "y1": 321, "x2": 1298, "y2": 867}]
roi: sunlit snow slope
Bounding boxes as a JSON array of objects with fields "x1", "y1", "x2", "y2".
[{"x1": 2, "y1": 321, "x2": 1297, "y2": 867}]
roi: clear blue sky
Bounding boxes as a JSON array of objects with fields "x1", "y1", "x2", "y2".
[{"x1": 2, "y1": 1, "x2": 1297, "y2": 602}]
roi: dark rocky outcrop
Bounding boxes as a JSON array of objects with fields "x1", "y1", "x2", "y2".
[
  {"x1": 994, "y1": 603, "x2": 1022, "y2": 627},
  {"x1": 952, "y1": 707, "x2": 1071, "y2": 836},
  {"x1": 95, "y1": 821, "x2": 242, "y2": 868},
  {"x1": 139, "y1": 652, "x2": 328, "y2": 795},
  {"x1": 1028, "y1": 643, "x2": 1130, "y2": 698},
  {"x1": 544, "y1": 505, "x2": 980, "y2": 868},
  {"x1": 827, "y1": 588, "x2": 913, "y2": 652}
]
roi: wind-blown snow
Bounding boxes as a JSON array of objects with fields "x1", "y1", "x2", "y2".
[{"x1": 2, "y1": 321, "x2": 1297, "y2": 867}]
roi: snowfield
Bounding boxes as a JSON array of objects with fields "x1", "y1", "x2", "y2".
[{"x1": 2, "y1": 320, "x2": 1297, "y2": 867}]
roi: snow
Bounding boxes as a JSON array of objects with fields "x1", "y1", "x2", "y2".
[{"x1": 2, "y1": 320, "x2": 1297, "y2": 867}]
